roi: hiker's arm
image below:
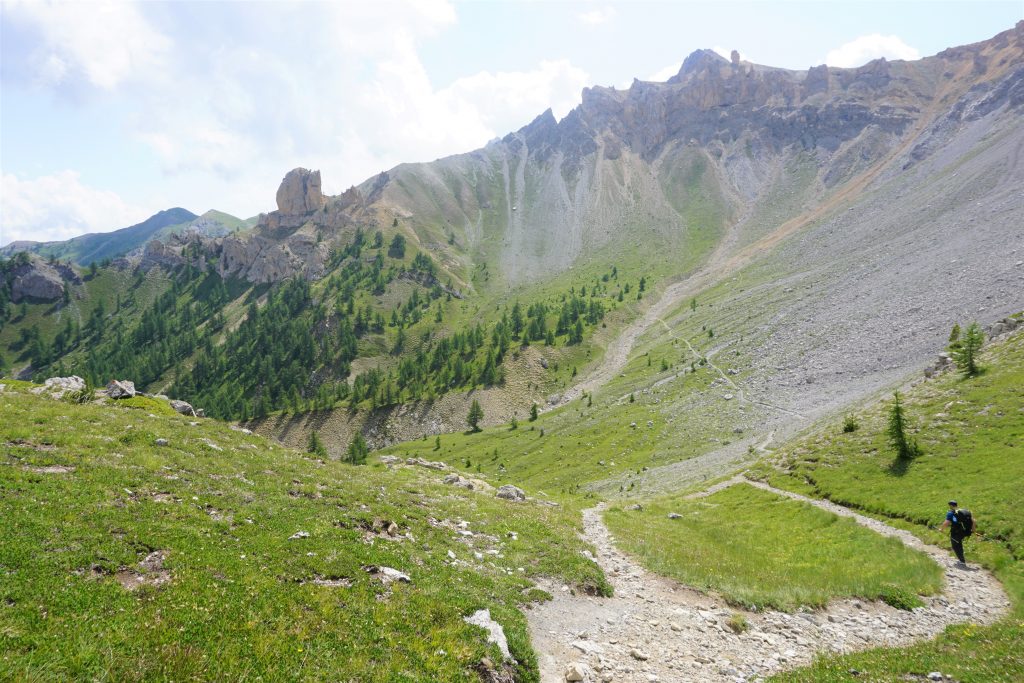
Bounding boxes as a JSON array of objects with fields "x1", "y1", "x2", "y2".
[{"x1": 940, "y1": 519, "x2": 950, "y2": 530}]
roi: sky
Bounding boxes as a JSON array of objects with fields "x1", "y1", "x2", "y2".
[{"x1": 1, "y1": 1, "x2": 1021, "y2": 246}]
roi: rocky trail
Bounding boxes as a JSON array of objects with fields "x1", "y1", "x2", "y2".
[{"x1": 527, "y1": 478, "x2": 1009, "y2": 683}]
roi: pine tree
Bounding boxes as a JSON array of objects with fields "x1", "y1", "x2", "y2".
[
  {"x1": 467, "y1": 399, "x2": 484, "y2": 432},
  {"x1": 510, "y1": 302, "x2": 524, "y2": 339},
  {"x1": 307, "y1": 430, "x2": 327, "y2": 457},
  {"x1": 388, "y1": 234, "x2": 406, "y2": 259},
  {"x1": 887, "y1": 391, "x2": 919, "y2": 460},
  {"x1": 529, "y1": 403, "x2": 538, "y2": 421},
  {"x1": 952, "y1": 322, "x2": 984, "y2": 377},
  {"x1": 345, "y1": 433, "x2": 369, "y2": 464}
]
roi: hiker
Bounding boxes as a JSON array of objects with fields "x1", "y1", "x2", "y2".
[{"x1": 940, "y1": 500, "x2": 975, "y2": 566}]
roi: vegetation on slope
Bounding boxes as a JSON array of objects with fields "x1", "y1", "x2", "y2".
[
  {"x1": 1, "y1": 229, "x2": 634, "y2": 422},
  {"x1": 0, "y1": 384, "x2": 608, "y2": 682},
  {"x1": 750, "y1": 328, "x2": 1024, "y2": 681}
]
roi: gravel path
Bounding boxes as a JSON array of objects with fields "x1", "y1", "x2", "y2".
[{"x1": 527, "y1": 480, "x2": 1010, "y2": 683}]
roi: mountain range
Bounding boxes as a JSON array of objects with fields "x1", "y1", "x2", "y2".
[{"x1": 1, "y1": 22, "x2": 1022, "y2": 459}]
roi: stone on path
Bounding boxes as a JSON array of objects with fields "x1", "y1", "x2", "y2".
[{"x1": 564, "y1": 661, "x2": 591, "y2": 681}]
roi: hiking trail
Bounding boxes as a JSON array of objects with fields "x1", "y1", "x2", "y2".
[{"x1": 527, "y1": 478, "x2": 1009, "y2": 683}]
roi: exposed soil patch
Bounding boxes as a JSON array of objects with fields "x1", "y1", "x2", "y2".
[
  {"x1": 27, "y1": 464, "x2": 74, "y2": 474},
  {"x1": 113, "y1": 551, "x2": 172, "y2": 592}
]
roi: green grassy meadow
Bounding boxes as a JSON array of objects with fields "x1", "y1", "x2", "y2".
[
  {"x1": 0, "y1": 385, "x2": 608, "y2": 682},
  {"x1": 604, "y1": 483, "x2": 942, "y2": 611}
]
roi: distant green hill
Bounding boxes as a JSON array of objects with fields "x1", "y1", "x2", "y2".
[{"x1": 1, "y1": 208, "x2": 198, "y2": 266}]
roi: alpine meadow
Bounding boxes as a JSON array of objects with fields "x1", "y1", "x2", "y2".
[{"x1": 2, "y1": 6, "x2": 1024, "y2": 683}]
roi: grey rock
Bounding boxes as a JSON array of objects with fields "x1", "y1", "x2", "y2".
[
  {"x1": 32, "y1": 376, "x2": 86, "y2": 399},
  {"x1": 564, "y1": 662, "x2": 590, "y2": 681},
  {"x1": 169, "y1": 400, "x2": 196, "y2": 416},
  {"x1": 463, "y1": 608, "x2": 512, "y2": 660},
  {"x1": 106, "y1": 380, "x2": 136, "y2": 399},
  {"x1": 155, "y1": 438, "x2": 169, "y2": 447},
  {"x1": 496, "y1": 485, "x2": 527, "y2": 502},
  {"x1": 369, "y1": 566, "x2": 411, "y2": 584},
  {"x1": 9, "y1": 256, "x2": 78, "y2": 303},
  {"x1": 276, "y1": 168, "x2": 325, "y2": 215},
  {"x1": 406, "y1": 457, "x2": 447, "y2": 470}
]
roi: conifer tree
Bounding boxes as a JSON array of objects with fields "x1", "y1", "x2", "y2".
[
  {"x1": 887, "y1": 391, "x2": 919, "y2": 460},
  {"x1": 307, "y1": 430, "x2": 327, "y2": 457},
  {"x1": 952, "y1": 321, "x2": 984, "y2": 377},
  {"x1": 467, "y1": 399, "x2": 484, "y2": 432},
  {"x1": 345, "y1": 433, "x2": 369, "y2": 464}
]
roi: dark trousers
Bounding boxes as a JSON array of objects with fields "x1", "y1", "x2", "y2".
[{"x1": 951, "y1": 535, "x2": 966, "y2": 563}]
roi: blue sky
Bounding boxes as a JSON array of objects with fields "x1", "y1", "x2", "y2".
[{"x1": 1, "y1": 0, "x2": 1021, "y2": 246}]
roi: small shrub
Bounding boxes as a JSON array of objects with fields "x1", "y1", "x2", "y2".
[
  {"x1": 726, "y1": 613, "x2": 749, "y2": 634},
  {"x1": 842, "y1": 415, "x2": 859, "y2": 433},
  {"x1": 63, "y1": 387, "x2": 95, "y2": 405},
  {"x1": 878, "y1": 584, "x2": 923, "y2": 611}
]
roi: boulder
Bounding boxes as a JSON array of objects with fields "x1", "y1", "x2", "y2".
[
  {"x1": 276, "y1": 168, "x2": 325, "y2": 215},
  {"x1": 32, "y1": 376, "x2": 86, "y2": 399},
  {"x1": 496, "y1": 485, "x2": 526, "y2": 502},
  {"x1": 564, "y1": 662, "x2": 591, "y2": 681},
  {"x1": 169, "y1": 399, "x2": 196, "y2": 416},
  {"x1": 106, "y1": 380, "x2": 136, "y2": 399}
]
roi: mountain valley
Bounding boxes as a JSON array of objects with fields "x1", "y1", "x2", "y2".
[{"x1": 2, "y1": 20, "x2": 1024, "y2": 683}]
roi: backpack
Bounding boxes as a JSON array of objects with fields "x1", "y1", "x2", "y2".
[{"x1": 955, "y1": 509, "x2": 974, "y2": 537}]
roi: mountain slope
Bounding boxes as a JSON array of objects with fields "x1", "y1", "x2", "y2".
[
  {"x1": 0, "y1": 381, "x2": 607, "y2": 681},
  {"x1": 0, "y1": 23, "x2": 1022, "y2": 462}
]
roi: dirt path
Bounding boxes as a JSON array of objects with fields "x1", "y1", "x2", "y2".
[{"x1": 527, "y1": 479, "x2": 1009, "y2": 682}]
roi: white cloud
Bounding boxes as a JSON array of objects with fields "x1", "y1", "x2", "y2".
[
  {"x1": 824, "y1": 34, "x2": 919, "y2": 68},
  {"x1": 440, "y1": 60, "x2": 590, "y2": 126},
  {"x1": 4, "y1": 0, "x2": 171, "y2": 90},
  {"x1": 647, "y1": 62, "x2": 682, "y2": 83},
  {"x1": 1, "y1": 1, "x2": 591, "y2": 232},
  {"x1": 1, "y1": 171, "x2": 151, "y2": 245},
  {"x1": 578, "y1": 6, "x2": 617, "y2": 25},
  {"x1": 123, "y1": 2, "x2": 588, "y2": 199}
]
